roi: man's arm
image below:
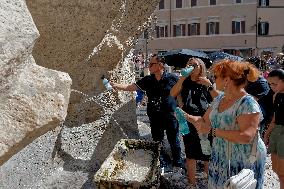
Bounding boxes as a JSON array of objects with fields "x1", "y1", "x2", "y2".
[{"x1": 110, "y1": 82, "x2": 138, "y2": 91}]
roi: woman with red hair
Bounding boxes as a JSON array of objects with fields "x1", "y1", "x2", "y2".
[{"x1": 181, "y1": 60, "x2": 266, "y2": 188}]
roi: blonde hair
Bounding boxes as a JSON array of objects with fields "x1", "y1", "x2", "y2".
[{"x1": 210, "y1": 59, "x2": 260, "y2": 86}]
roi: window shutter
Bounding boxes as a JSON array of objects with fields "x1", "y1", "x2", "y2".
[
  {"x1": 182, "y1": 24, "x2": 186, "y2": 36},
  {"x1": 173, "y1": 25, "x2": 177, "y2": 37},
  {"x1": 265, "y1": 22, "x2": 269, "y2": 35},
  {"x1": 156, "y1": 26, "x2": 160, "y2": 38},
  {"x1": 188, "y1": 24, "x2": 191, "y2": 36},
  {"x1": 165, "y1": 25, "x2": 168, "y2": 37},
  {"x1": 176, "y1": 0, "x2": 182, "y2": 8},
  {"x1": 197, "y1": 23, "x2": 200, "y2": 35},
  {"x1": 206, "y1": 23, "x2": 209, "y2": 35},
  {"x1": 216, "y1": 22, "x2": 219, "y2": 34},
  {"x1": 258, "y1": 22, "x2": 262, "y2": 35},
  {"x1": 160, "y1": 27, "x2": 164, "y2": 37},
  {"x1": 232, "y1": 21, "x2": 235, "y2": 34},
  {"x1": 241, "y1": 21, "x2": 245, "y2": 33},
  {"x1": 266, "y1": 0, "x2": 269, "y2": 6},
  {"x1": 258, "y1": 0, "x2": 261, "y2": 6}
]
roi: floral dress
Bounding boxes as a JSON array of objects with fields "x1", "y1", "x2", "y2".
[{"x1": 208, "y1": 94, "x2": 267, "y2": 189}]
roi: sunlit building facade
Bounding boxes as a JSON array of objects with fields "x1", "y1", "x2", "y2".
[{"x1": 142, "y1": 0, "x2": 284, "y2": 57}]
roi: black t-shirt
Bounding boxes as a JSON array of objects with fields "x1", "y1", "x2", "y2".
[
  {"x1": 136, "y1": 72, "x2": 178, "y2": 113},
  {"x1": 181, "y1": 78, "x2": 212, "y2": 134},
  {"x1": 181, "y1": 78, "x2": 212, "y2": 116},
  {"x1": 274, "y1": 93, "x2": 284, "y2": 126}
]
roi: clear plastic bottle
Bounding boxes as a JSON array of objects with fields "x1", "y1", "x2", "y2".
[
  {"x1": 199, "y1": 134, "x2": 211, "y2": 155},
  {"x1": 101, "y1": 75, "x2": 113, "y2": 91},
  {"x1": 175, "y1": 107, "x2": 190, "y2": 135},
  {"x1": 180, "y1": 65, "x2": 195, "y2": 77}
]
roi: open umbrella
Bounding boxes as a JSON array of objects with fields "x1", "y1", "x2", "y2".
[
  {"x1": 208, "y1": 52, "x2": 243, "y2": 63},
  {"x1": 163, "y1": 49, "x2": 211, "y2": 68}
]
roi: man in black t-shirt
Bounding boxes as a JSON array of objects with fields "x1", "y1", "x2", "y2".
[{"x1": 111, "y1": 54, "x2": 183, "y2": 170}]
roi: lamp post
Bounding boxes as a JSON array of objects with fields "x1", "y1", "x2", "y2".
[
  {"x1": 169, "y1": 0, "x2": 172, "y2": 37},
  {"x1": 144, "y1": 28, "x2": 149, "y2": 67},
  {"x1": 255, "y1": 5, "x2": 258, "y2": 56}
]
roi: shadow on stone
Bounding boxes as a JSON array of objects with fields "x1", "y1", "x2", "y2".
[{"x1": 51, "y1": 101, "x2": 139, "y2": 188}]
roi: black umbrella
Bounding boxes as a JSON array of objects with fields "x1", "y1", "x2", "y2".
[
  {"x1": 208, "y1": 52, "x2": 243, "y2": 63},
  {"x1": 163, "y1": 49, "x2": 211, "y2": 68}
]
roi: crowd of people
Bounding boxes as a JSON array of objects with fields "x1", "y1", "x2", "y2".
[{"x1": 111, "y1": 53, "x2": 284, "y2": 189}]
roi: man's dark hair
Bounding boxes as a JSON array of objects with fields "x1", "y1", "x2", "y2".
[{"x1": 268, "y1": 69, "x2": 284, "y2": 81}]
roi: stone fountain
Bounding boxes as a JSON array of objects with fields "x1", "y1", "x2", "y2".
[{"x1": 0, "y1": 0, "x2": 159, "y2": 188}]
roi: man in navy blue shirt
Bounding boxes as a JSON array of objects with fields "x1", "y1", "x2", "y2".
[
  {"x1": 111, "y1": 54, "x2": 183, "y2": 170},
  {"x1": 245, "y1": 57, "x2": 274, "y2": 137}
]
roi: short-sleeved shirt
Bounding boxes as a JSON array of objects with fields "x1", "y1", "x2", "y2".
[
  {"x1": 136, "y1": 72, "x2": 178, "y2": 113},
  {"x1": 246, "y1": 76, "x2": 272, "y2": 125},
  {"x1": 274, "y1": 93, "x2": 284, "y2": 125},
  {"x1": 246, "y1": 76, "x2": 270, "y2": 99}
]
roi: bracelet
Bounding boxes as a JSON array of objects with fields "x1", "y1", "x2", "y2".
[{"x1": 210, "y1": 128, "x2": 216, "y2": 137}]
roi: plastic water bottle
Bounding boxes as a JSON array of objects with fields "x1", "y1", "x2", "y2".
[
  {"x1": 175, "y1": 107, "x2": 190, "y2": 135},
  {"x1": 180, "y1": 65, "x2": 195, "y2": 77},
  {"x1": 199, "y1": 134, "x2": 211, "y2": 155},
  {"x1": 101, "y1": 75, "x2": 113, "y2": 91}
]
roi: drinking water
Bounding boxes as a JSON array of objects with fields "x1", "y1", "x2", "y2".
[{"x1": 101, "y1": 75, "x2": 113, "y2": 91}]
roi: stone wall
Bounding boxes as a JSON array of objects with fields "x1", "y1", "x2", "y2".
[
  {"x1": 0, "y1": 0, "x2": 159, "y2": 188},
  {"x1": 0, "y1": 0, "x2": 71, "y2": 166}
]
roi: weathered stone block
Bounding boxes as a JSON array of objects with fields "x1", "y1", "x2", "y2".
[{"x1": 0, "y1": 0, "x2": 72, "y2": 165}]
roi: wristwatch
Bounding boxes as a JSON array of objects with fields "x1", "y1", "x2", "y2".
[{"x1": 207, "y1": 84, "x2": 214, "y2": 91}]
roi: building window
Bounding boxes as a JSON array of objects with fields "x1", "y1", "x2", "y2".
[
  {"x1": 258, "y1": 22, "x2": 269, "y2": 35},
  {"x1": 232, "y1": 21, "x2": 245, "y2": 34},
  {"x1": 210, "y1": 0, "x2": 216, "y2": 5},
  {"x1": 176, "y1": 0, "x2": 182, "y2": 8},
  {"x1": 159, "y1": 0, "x2": 165, "y2": 10},
  {"x1": 156, "y1": 25, "x2": 168, "y2": 38},
  {"x1": 188, "y1": 23, "x2": 200, "y2": 36},
  {"x1": 173, "y1": 24, "x2": 186, "y2": 37},
  {"x1": 259, "y1": 0, "x2": 269, "y2": 6},
  {"x1": 235, "y1": 0, "x2": 242, "y2": 3},
  {"x1": 206, "y1": 22, "x2": 219, "y2": 35},
  {"x1": 191, "y1": 0, "x2": 197, "y2": 7}
]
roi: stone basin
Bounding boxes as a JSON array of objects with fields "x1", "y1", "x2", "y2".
[{"x1": 93, "y1": 139, "x2": 161, "y2": 189}]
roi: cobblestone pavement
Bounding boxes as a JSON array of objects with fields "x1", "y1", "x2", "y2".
[{"x1": 136, "y1": 106, "x2": 280, "y2": 189}]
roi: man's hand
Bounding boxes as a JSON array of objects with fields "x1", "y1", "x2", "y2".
[{"x1": 109, "y1": 82, "x2": 118, "y2": 91}]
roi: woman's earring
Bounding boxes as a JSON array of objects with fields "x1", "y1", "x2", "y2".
[{"x1": 223, "y1": 83, "x2": 228, "y2": 91}]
